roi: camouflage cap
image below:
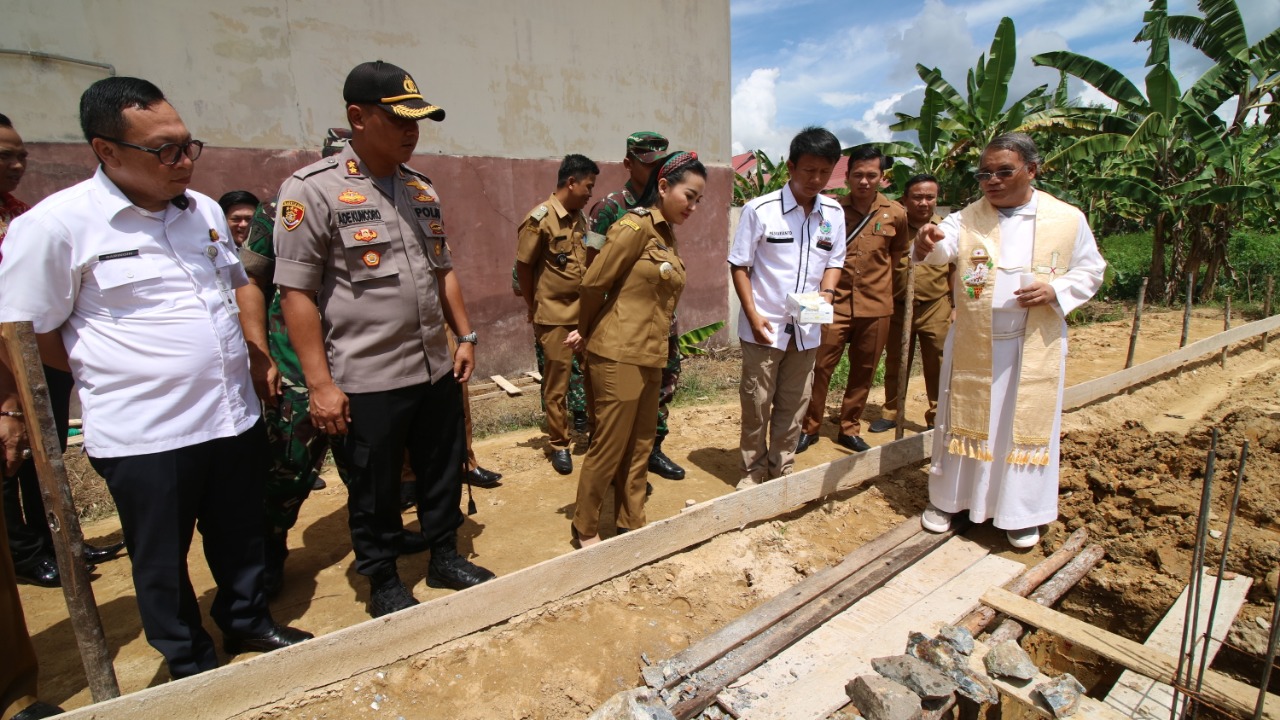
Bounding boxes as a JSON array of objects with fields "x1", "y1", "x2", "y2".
[
  {"x1": 323, "y1": 127, "x2": 351, "y2": 157},
  {"x1": 626, "y1": 131, "x2": 669, "y2": 164}
]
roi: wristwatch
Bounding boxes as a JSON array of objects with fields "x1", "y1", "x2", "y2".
[{"x1": 456, "y1": 332, "x2": 478, "y2": 345}]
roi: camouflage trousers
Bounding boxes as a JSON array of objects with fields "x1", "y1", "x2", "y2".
[
  {"x1": 262, "y1": 384, "x2": 337, "y2": 532},
  {"x1": 657, "y1": 332, "x2": 681, "y2": 439},
  {"x1": 534, "y1": 339, "x2": 586, "y2": 415}
]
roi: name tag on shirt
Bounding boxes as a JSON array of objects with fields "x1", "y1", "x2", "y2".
[
  {"x1": 815, "y1": 235, "x2": 833, "y2": 251},
  {"x1": 765, "y1": 231, "x2": 794, "y2": 244},
  {"x1": 205, "y1": 245, "x2": 241, "y2": 315},
  {"x1": 98, "y1": 249, "x2": 140, "y2": 262}
]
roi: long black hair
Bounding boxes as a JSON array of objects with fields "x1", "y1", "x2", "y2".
[{"x1": 635, "y1": 151, "x2": 707, "y2": 209}]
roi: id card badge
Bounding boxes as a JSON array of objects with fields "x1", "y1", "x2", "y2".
[{"x1": 205, "y1": 245, "x2": 241, "y2": 315}]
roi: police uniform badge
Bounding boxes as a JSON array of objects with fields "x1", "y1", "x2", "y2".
[
  {"x1": 352, "y1": 228, "x2": 378, "y2": 243},
  {"x1": 414, "y1": 192, "x2": 435, "y2": 203},
  {"x1": 338, "y1": 189, "x2": 367, "y2": 205},
  {"x1": 659, "y1": 261, "x2": 673, "y2": 280},
  {"x1": 280, "y1": 200, "x2": 305, "y2": 231},
  {"x1": 362, "y1": 249, "x2": 381, "y2": 267},
  {"x1": 346, "y1": 159, "x2": 360, "y2": 176},
  {"x1": 430, "y1": 222, "x2": 445, "y2": 236},
  {"x1": 433, "y1": 240, "x2": 443, "y2": 256},
  {"x1": 208, "y1": 229, "x2": 220, "y2": 243},
  {"x1": 531, "y1": 205, "x2": 548, "y2": 222}
]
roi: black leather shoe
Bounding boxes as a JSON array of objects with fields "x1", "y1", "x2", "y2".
[
  {"x1": 927, "y1": 423, "x2": 935, "y2": 430},
  {"x1": 312, "y1": 476, "x2": 327, "y2": 490},
  {"x1": 427, "y1": 544, "x2": 496, "y2": 590},
  {"x1": 12, "y1": 700, "x2": 64, "y2": 719},
  {"x1": 573, "y1": 411, "x2": 589, "y2": 433},
  {"x1": 223, "y1": 623, "x2": 313, "y2": 654},
  {"x1": 868, "y1": 418, "x2": 896, "y2": 434},
  {"x1": 369, "y1": 573, "x2": 419, "y2": 617},
  {"x1": 401, "y1": 529, "x2": 429, "y2": 555},
  {"x1": 262, "y1": 533, "x2": 289, "y2": 600},
  {"x1": 464, "y1": 467, "x2": 502, "y2": 488},
  {"x1": 648, "y1": 445, "x2": 685, "y2": 480},
  {"x1": 550, "y1": 449, "x2": 573, "y2": 475},
  {"x1": 646, "y1": 481, "x2": 653, "y2": 497},
  {"x1": 795, "y1": 433, "x2": 819, "y2": 454},
  {"x1": 83, "y1": 540, "x2": 126, "y2": 564},
  {"x1": 837, "y1": 434, "x2": 872, "y2": 452},
  {"x1": 15, "y1": 555, "x2": 60, "y2": 588}
]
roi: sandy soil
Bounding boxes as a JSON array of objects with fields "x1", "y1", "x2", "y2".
[{"x1": 19, "y1": 308, "x2": 1279, "y2": 717}]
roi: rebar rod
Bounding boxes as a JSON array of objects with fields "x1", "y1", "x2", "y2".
[{"x1": 1173, "y1": 428, "x2": 1218, "y2": 720}]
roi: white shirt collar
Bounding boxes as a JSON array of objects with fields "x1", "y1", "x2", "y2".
[
  {"x1": 91, "y1": 166, "x2": 195, "y2": 222},
  {"x1": 780, "y1": 182, "x2": 827, "y2": 217}
]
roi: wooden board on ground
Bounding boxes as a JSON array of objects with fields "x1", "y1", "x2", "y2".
[
  {"x1": 981, "y1": 587, "x2": 1280, "y2": 720},
  {"x1": 968, "y1": 640, "x2": 1131, "y2": 720},
  {"x1": 489, "y1": 374, "x2": 523, "y2": 395},
  {"x1": 526, "y1": 370, "x2": 542, "y2": 382},
  {"x1": 720, "y1": 537, "x2": 1023, "y2": 720},
  {"x1": 1103, "y1": 571, "x2": 1252, "y2": 720}
]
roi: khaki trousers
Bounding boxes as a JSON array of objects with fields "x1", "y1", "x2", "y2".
[
  {"x1": 1, "y1": 486, "x2": 40, "y2": 720},
  {"x1": 881, "y1": 296, "x2": 951, "y2": 426},
  {"x1": 573, "y1": 354, "x2": 659, "y2": 537},
  {"x1": 805, "y1": 315, "x2": 890, "y2": 437},
  {"x1": 535, "y1": 324, "x2": 576, "y2": 449},
  {"x1": 739, "y1": 340, "x2": 816, "y2": 484}
]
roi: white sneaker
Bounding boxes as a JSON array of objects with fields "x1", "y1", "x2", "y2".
[
  {"x1": 921, "y1": 504, "x2": 952, "y2": 533},
  {"x1": 1006, "y1": 527, "x2": 1041, "y2": 549}
]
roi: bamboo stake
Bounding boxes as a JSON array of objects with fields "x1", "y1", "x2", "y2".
[
  {"x1": 1222, "y1": 296, "x2": 1231, "y2": 369},
  {"x1": 1264, "y1": 277, "x2": 1273, "y2": 354},
  {"x1": 1126, "y1": 277, "x2": 1149, "y2": 370},
  {"x1": 1181, "y1": 272, "x2": 1195, "y2": 349},
  {"x1": 895, "y1": 262, "x2": 916, "y2": 441},
  {"x1": 1, "y1": 322, "x2": 119, "y2": 701}
]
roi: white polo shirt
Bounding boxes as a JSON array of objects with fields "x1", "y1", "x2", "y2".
[
  {"x1": 729, "y1": 183, "x2": 846, "y2": 351},
  {"x1": 0, "y1": 168, "x2": 259, "y2": 458}
]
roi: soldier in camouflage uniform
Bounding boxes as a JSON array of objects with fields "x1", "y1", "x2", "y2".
[{"x1": 587, "y1": 131, "x2": 686, "y2": 482}]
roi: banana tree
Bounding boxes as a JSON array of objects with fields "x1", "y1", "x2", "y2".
[{"x1": 733, "y1": 150, "x2": 790, "y2": 205}]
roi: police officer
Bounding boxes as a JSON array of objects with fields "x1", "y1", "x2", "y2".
[
  {"x1": 587, "y1": 131, "x2": 687, "y2": 483},
  {"x1": 515, "y1": 154, "x2": 599, "y2": 475},
  {"x1": 274, "y1": 61, "x2": 494, "y2": 618},
  {"x1": 569, "y1": 151, "x2": 705, "y2": 547},
  {"x1": 869, "y1": 173, "x2": 951, "y2": 433},
  {"x1": 799, "y1": 146, "x2": 909, "y2": 453}
]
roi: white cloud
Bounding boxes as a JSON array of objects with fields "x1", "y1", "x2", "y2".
[
  {"x1": 730, "y1": 68, "x2": 791, "y2": 158},
  {"x1": 819, "y1": 91, "x2": 870, "y2": 108},
  {"x1": 849, "y1": 90, "x2": 915, "y2": 142},
  {"x1": 1049, "y1": 0, "x2": 1143, "y2": 42}
]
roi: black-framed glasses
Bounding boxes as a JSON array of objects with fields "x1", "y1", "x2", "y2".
[
  {"x1": 97, "y1": 136, "x2": 204, "y2": 166},
  {"x1": 974, "y1": 166, "x2": 1025, "y2": 183}
]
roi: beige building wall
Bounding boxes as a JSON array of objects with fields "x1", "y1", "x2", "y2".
[{"x1": 0, "y1": 0, "x2": 730, "y2": 164}]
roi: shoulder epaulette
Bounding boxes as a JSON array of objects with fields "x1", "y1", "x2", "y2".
[
  {"x1": 530, "y1": 205, "x2": 549, "y2": 222},
  {"x1": 618, "y1": 217, "x2": 643, "y2": 232},
  {"x1": 401, "y1": 165, "x2": 432, "y2": 184},
  {"x1": 629, "y1": 207, "x2": 650, "y2": 217},
  {"x1": 291, "y1": 156, "x2": 340, "y2": 180}
]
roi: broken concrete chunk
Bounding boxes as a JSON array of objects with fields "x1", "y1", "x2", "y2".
[
  {"x1": 905, "y1": 632, "x2": 999, "y2": 705},
  {"x1": 846, "y1": 675, "x2": 923, "y2": 720},
  {"x1": 586, "y1": 687, "x2": 677, "y2": 720},
  {"x1": 1035, "y1": 673, "x2": 1086, "y2": 718},
  {"x1": 938, "y1": 625, "x2": 974, "y2": 655},
  {"x1": 871, "y1": 655, "x2": 957, "y2": 700},
  {"x1": 983, "y1": 640, "x2": 1039, "y2": 681}
]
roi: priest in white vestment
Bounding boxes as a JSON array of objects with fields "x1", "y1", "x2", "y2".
[{"x1": 913, "y1": 133, "x2": 1105, "y2": 548}]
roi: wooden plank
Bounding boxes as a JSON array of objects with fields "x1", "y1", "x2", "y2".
[
  {"x1": 1104, "y1": 572, "x2": 1252, "y2": 720},
  {"x1": 968, "y1": 640, "x2": 1131, "y2": 720},
  {"x1": 489, "y1": 374, "x2": 523, "y2": 395},
  {"x1": 726, "y1": 540, "x2": 1022, "y2": 720},
  {"x1": 2, "y1": 322, "x2": 120, "y2": 701},
  {"x1": 526, "y1": 370, "x2": 543, "y2": 382},
  {"x1": 1065, "y1": 313, "x2": 1280, "y2": 409},
  {"x1": 981, "y1": 587, "x2": 1280, "y2": 720}
]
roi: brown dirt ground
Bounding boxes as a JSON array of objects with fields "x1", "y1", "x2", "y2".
[{"x1": 20, "y1": 308, "x2": 1280, "y2": 718}]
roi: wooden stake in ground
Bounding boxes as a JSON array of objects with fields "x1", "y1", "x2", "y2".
[
  {"x1": 1125, "y1": 277, "x2": 1148, "y2": 370},
  {"x1": 0, "y1": 321, "x2": 119, "y2": 701},
  {"x1": 1181, "y1": 272, "x2": 1194, "y2": 348},
  {"x1": 1264, "y1": 276, "x2": 1273, "y2": 354},
  {"x1": 895, "y1": 261, "x2": 916, "y2": 441},
  {"x1": 1222, "y1": 295, "x2": 1231, "y2": 369}
]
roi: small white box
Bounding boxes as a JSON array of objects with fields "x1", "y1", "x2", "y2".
[{"x1": 786, "y1": 292, "x2": 834, "y2": 325}]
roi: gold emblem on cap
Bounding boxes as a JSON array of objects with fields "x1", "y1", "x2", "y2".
[{"x1": 404, "y1": 76, "x2": 418, "y2": 94}]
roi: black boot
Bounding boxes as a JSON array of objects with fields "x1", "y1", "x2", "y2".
[
  {"x1": 262, "y1": 531, "x2": 289, "y2": 600},
  {"x1": 369, "y1": 571, "x2": 418, "y2": 617},
  {"x1": 427, "y1": 535, "x2": 495, "y2": 590},
  {"x1": 647, "y1": 437, "x2": 685, "y2": 480}
]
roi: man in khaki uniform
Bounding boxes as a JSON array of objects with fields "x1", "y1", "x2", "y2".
[
  {"x1": 275, "y1": 61, "x2": 494, "y2": 618},
  {"x1": 871, "y1": 173, "x2": 952, "y2": 433},
  {"x1": 799, "y1": 146, "x2": 909, "y2": 453},
  {"x1": 515, "y1": 154, "x2": 599, "y2": 474}
]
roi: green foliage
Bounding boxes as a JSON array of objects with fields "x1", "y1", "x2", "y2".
[
  {"x1": 677, "y1": 321, "x2": 726, "y2": 356},
  {"x1": 1095, "y1": 230, "x2": 1280, "y2": 302},
  {"x1": 733, "y1": 151, "x2": 790, "y2": 205},
  {"x1": 1096, "y1": 233, "x2": 1154, "y2": 300},
  {"x1": 825, "y1": 354, "x2": 886, "y2": 393}
]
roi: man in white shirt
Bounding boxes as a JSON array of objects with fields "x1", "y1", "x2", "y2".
[
  {"x1": 913, "y1": 133, "x2": 1105, "y2": 548},
  {"x1": 0, "y1": 77, "x2": 310, "y2": 679},
  {"x1": 730, "y1": 127, "x2": 846, "y2": 489}
]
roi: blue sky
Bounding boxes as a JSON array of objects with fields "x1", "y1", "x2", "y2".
[{"x1": 730, "y1": 0, "x2": 1280, "y2": 158}]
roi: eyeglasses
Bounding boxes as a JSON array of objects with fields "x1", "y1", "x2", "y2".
[
  {"x1": 974, "y1": 166, "x2": 1025, "y2": 183},
  {"x1": 97, "y1": 136, "x2": 204, "y2": 167}
]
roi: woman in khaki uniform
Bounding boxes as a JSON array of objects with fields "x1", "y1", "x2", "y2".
[{"x1": 569, "y1": 151, "x2": 706, "y2": 547}]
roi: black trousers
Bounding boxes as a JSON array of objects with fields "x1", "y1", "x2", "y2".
[
  {"x1": 89, "y1": 422, "x2": 273, "y2": 678},
  {"x1": 336, "y1": 376, "x2": 466, "y2": 578},
  {"x1": 3, "y1": 366, "x2": 73, "y2": 566}
]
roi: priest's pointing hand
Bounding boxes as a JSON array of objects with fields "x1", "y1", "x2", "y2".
[{"x1": 914, "y1": 223, "x2": 944, "y2": 261}]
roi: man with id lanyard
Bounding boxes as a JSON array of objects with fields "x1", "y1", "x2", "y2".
[
  {"x1": 729, "y1": 127, "x2": 845, "y2": 490},
  {"x1": 0, "y1": 77, "x2": 311, "y2": 679}
]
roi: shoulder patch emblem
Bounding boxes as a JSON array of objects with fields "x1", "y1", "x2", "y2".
[
  {"x1": 362, "y1": 249, "x2": 382, "y2": 268},
  {"x1": 405, "y1": 179, "x2": 428, "y2": 191},
  {"x1": 414, "y1": 192, "x2": 435, "y2": 203},
  {"x1": 352, "y1": 228, "x2": 378, "y2": 243},
  {"x1": 619, "y1": 218, "x2": 642, "y2": 232},
  {"x1": 435, "y1": 240, "x2": 444, "y2": 256},
  {"x1": 208, "y1": 229, "x2": 220, "y2": 242},
  {"x1": 346, "y1": 159, "x2": 361, "y2": 176},
  {"x1": 338, "y1": 189, "x2": 366, "y2": 205},
  {"x1": 430, "y1": 222, "x2": 445, "y2": 235},
  {"x1": 280, "y1": 200, "x2": 305, "y2": 231},
  {"x1": 531, "y1": 205, "x2": 548, "y2": 221}
]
